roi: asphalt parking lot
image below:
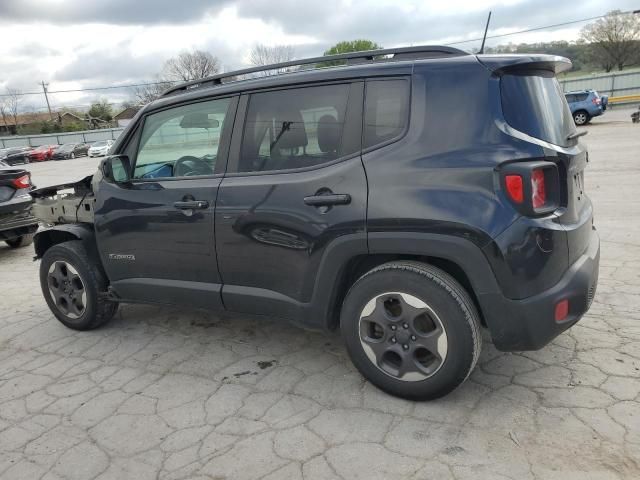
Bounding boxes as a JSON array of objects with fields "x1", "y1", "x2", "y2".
[{"x1": 1, "y1": 108, "x2": 638, "y2": 479}]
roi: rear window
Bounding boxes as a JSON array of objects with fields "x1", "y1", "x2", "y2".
[{"x1": 501, "y1": 72, "x2": 576, "y2": 147}]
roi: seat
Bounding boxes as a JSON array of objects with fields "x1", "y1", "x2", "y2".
[{"x1": 316, "y1": 114, "x2": 341, "y2": 158}]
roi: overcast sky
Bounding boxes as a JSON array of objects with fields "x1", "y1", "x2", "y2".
[{"x1": 0, "y1": 0, "x2": 636, "y2": 112}]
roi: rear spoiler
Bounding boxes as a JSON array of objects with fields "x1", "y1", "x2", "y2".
[{"x1": 476, "y1": 54, "x2": 572, "y2": 75}]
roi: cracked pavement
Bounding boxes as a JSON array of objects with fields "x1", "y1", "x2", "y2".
[{"x1": 1, "y1": 108, "x2": 638, "y2": 479}]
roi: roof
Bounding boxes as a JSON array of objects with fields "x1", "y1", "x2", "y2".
[
  {"x1": 114, "y1": 106, "x2": 141, "y2": 120},
  {"x1": 0, "y1": 111, "x2": 84, "y2": 127}
]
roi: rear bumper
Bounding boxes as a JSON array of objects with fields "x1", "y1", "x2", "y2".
[{"x1": 478, "y1": 228, "x2": 600, "y2": 351}]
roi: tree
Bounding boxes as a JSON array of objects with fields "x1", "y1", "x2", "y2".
[
  {"x1": 4, "y1": 88, "x2": 22, "y2": 134},
  {"x1": 320, "y1": 39, "x2": 382, "y2": 66},
  {"x1": 581, "y1": 10, "x2": 640, "y2": 71},
  {"x1": 249, "y1": 44, "x2": 295, "y2": 76},
  {"x1": 88, "y1": 99, "x2": 113, "y2": 122},
  {"x1": 163, "y1": 49, "x2": 220, "y2": 82},
  {"x1": 133, "y1": 76, "x2": 174, "y2": 105}
]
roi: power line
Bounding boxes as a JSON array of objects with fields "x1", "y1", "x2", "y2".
[
  {"x1": 444, "y1": 10, "x2": 638, "y2": 46},
  {"x1": 0, "y1": 80, "x2": 179, "y2": 97}
]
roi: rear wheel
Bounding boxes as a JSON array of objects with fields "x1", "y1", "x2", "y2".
[
  {"x1": 341, "y1": 261, "x2": 482, "y2": 400},
  {"x1": 5, "y1": 233, "x2": 34, "y2": 248},
  {"x1": 40, "y1": 241, "x2": 118, "y2": 330},
  {"x1": 573, "y1": 110, "x2": 589, "y2": 126}
]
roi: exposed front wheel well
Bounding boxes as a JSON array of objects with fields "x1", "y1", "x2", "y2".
[
  {"x1": 328, "y1": 254, "x2": 486, "y2": 330},
  {"x1": 34, "y1": 230, "x2": 79, "y2": 258}
]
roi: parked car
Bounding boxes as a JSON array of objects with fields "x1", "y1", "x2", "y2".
[
  {"x1": 30, "y1": 46, "x2": 599, "y2": 400},
  {"x1": 51, "y1": 143, "x2": 89, "y2": 160},
  {"x1": 29, "y1": 144, "x2": 57, "y2": 162},
  {"x1": 88, "y1": 140, "x2": 114, "y2": 157},
  {"x1": 564, "y1": 89, "x2": 605, "y2": 125},
  {"x1": 0, "y1": 167, "x2": 38, "y2": 248},
  {"x1": 0, "y1": 146, "x2": 33, "y2": 165}
]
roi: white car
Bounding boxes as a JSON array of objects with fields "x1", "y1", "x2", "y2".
[{"x1": 87, "y1": 140, "x2": 114, "y2": 157}]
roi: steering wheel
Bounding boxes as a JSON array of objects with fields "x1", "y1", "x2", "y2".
[{"x1": 174, "y1": 156, "x2": 214, "y2": 177}]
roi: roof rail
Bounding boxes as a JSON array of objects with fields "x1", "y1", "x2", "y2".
[{"x1": 161, "y1": 45, "x2": 468, "y2": 98}]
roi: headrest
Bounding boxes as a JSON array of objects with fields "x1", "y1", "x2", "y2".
[{"x1": 317, "y1": 115, "x2": 340, "y2": 153}]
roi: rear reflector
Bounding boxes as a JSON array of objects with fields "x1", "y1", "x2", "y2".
[
  {"x1": 12, "y1": 175, "x2": 31, "y2": 189},
  {"x1": 531, "y1": 169, "x2": 546, "y2": 209},
  {"x1": 505, "y1": 175, "x2": 524, "y2": 203},
  {"x1": 554, "y1": 299, "x2": 569, "y2": 322}
]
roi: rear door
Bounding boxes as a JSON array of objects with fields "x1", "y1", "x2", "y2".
[
  {"x1": 215, "y1": 81, "x2": 367, "y2": 321},
  {"x1": 94, "y1": 96, "x2": 237, "y2": 310}
]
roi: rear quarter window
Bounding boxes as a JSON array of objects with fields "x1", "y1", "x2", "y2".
[{"x1": 501, "y1": 72, "x2": 576, "y2": 147}]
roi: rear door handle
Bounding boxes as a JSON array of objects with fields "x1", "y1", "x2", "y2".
[
  {"x1": 303, "y1": 194, "x2": 351, "y2": 207},
  {"x1": 173, "y1": 200, "x2": 209, "y2": 210}
]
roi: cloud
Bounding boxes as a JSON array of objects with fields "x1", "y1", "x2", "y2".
[
  {"x1": 1, "y1": 0, "x2": 635, "y2": 112},
  {"x1": 0, "y1": 0, "x2": 230, "y2": 25}
]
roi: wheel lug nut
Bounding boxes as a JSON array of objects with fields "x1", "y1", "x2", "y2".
[
  {"x1": 403, "y1": 323, "x2": 409, "y2": 329},
  {"x1": 390, "y1": 325, "x2": 396, "y2": 331},
  {"x1": 391, "y1": 337, "x2": 397, "y2": 343},
  {"x1": 411, "y1": 335, "x2": 416, "y2": 341},
  {"x1": 403, "y1": 344, "x2": 409, "y2": 350}
]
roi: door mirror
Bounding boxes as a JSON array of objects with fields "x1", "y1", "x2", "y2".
[{"x1": 101, "y1": 155, "x2": 131, "y2": 183}]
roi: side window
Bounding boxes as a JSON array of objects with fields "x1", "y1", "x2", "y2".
[
  {"x1": 576, "y1": 93, "x2": 589, "y2": 102},
  {"x1": 565, "y1": 94, "x2": 575, "y2": 103},
  {"x1": 133, "y1": 97, "x2": 231, "y2": 179},
  {"x1": 239, "y1": 84, "x2": 352, "y2": 173},
  {"x1": 364, "y1": 79, "x2": 410, "y2": 150}
]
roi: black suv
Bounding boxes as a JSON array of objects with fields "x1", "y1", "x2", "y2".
[{"x1": 31, "y1": 46, "x2": 599, "y2": 400}]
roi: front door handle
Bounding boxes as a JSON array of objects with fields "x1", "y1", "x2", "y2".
[
  {"x1": 303, "y1": 194, "x2": 351, "y2": 207},
  {"x1": 173, "y1": 200, "x2": 209, "y2": 210}
]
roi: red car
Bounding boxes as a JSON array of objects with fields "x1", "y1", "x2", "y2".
[{"x1": 29, "y1": 144, "x2": 57, "y2": 162}]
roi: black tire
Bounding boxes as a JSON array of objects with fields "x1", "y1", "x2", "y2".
[
  {"x1": 6, "y1": 233, "x2": 34, "y2": 248},
  {"x1": 40, "y1": 240, "x2": 118, "y2": 330},
  {"x1": 573, "y1": 110, "x2": 589, "y2": 126},
  {"x1": 341, "y1": 261, "x2": 482, "y2": 400}
]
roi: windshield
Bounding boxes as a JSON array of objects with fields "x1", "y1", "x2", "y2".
[
  {"x1": 92, "y1": 141, "x2": 108, "y2": 147},
  {"x1": 501, "y1": 71, "x2": 577, "y2": 147},
  {"x1": 58, "y1": 144, "x2": 75, "y2": 151}
]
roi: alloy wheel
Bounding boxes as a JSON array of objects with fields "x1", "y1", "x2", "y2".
[
  {"x1": 47, "y1": 261, "x2": 87, "y2": 319},
  {"x1": 359, "y1": 292, "x2": 448, "y2": 382},
  {"x1": 574, "y1": 112, "x2": 587, "y2": 125}
]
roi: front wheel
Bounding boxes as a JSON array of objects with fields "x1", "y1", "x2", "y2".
[
  {"x1": 40, "y1": 241, "x2": 118, "y2": 330},
  {"x1": 341, "y1": 261, "x2": 482, "y2": 400},
  {"x1": 573, "y1": 110, "x2": 589, "y2": 126}
]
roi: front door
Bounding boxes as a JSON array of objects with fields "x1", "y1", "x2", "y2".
[
  {"x1": 94, "y1": 96, "x2": 237, "y2": 310},
  {"x1": 215, "y1": 82, "x2": 367, "y2": 323}
]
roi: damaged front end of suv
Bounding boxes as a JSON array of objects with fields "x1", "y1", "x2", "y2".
[{"x1": 31, "y1": 175, "x2": 96, "y2": 226}]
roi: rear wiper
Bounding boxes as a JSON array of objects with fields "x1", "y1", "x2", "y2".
[{"x1": 567, "y1": 130, "x2": 588, "y2": 140}]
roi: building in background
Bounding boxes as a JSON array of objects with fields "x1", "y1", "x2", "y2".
[{"x1": 113, "y1": 106, "x2": 141, "y2": 127}]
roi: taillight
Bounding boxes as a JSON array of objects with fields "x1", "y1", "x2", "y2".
[
  {"x1": 592, "y1": 97, "x2": 601, "y2": 105},
  {"x1": 531, "y1": 169, "x2": 546, "y2": 209},
  {"x1": 12, "y1": 174, "x2": 31, "y2": 189},
  {"x1": 505, "y1": 175, "x2": 524, "y2": 204},
  {"x1": 501, "y1": 161, "x2": 559, "y2": 216}
]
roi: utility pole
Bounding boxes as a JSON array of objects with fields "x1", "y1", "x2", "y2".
[
  {"x1": 40, "y1": 81, "x2": 53, "y2": 121},
  {"x1": 479, "y1": 11, "x2": 492, "y2": 54}
]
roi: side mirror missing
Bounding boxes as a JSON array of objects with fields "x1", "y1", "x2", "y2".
[{"x1": 101, "y1": 155, "x2": 131, "y2": 183}]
